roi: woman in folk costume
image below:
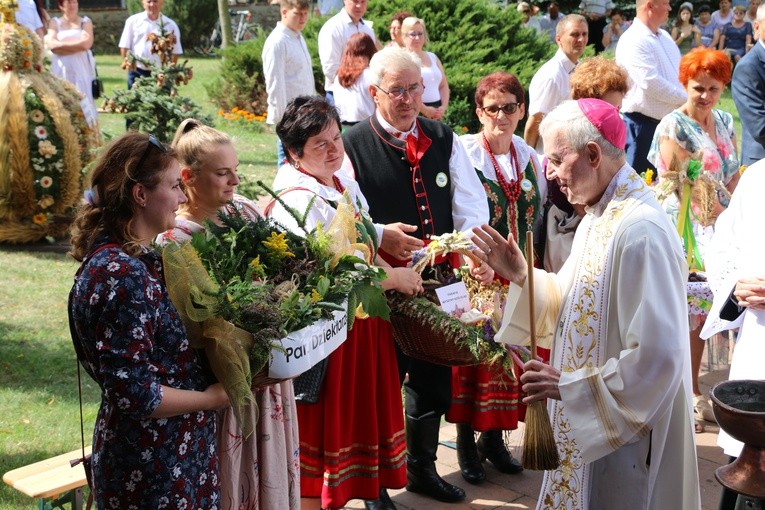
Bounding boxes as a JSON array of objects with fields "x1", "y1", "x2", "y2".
[
  {"x1": 156, "y1": 119, "x2": 300, "y2": 510},
  {"x1": 449, "y1": 71, "x2": 546, "y2": 483},
  {"x1": 268, "y1": 95, "x2": 422, "y2": 510}
]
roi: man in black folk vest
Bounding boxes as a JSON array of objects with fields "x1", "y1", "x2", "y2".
[{"x1": 342, "y1": 47, "x2": 491, "y2": 505}]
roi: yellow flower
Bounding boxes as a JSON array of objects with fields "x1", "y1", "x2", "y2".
[
  {"x1": 248, "y1": 255, "x2": 265, "y2": 278},
  {"x1": 262, "y1": 232, "x2": 295, "y2": 258},
  {"x1": 643, "y1": 169, "x2": 654, "y2": 186},
  {"x1": 310, "y1": 288, "x2": 322, "y2": 302},
  {"x1": 32, "y1": 213, "x2": 47, "y2": 225}
]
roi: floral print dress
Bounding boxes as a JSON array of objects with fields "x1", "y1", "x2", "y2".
[
  {"x1": 648, "y1": 108, "x2": 739, "y2": 323},
  {"x1": 649, "y1": 108, "x2": 739, "y2": 195},
  {"x1": 157, "y1": 194, "x2": 301, "y2": 510},
  {"x1": 69, "y1": 241, "x2": 220, "y2": 510}
]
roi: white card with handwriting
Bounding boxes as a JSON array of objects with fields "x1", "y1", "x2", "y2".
[{"x1": 435, "y1": 282, "x2": 472, "y2": 318}]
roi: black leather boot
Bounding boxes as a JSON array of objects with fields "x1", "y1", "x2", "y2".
[
  {"x1": 405, "y1": 413, "x2": 466, "y2": 503},
  {"x1": 477, "y1": 429, "x2": 523, "y2": 474},
  {"x1": 364, "y1": 487, "x2": 396, "y2": 510},
  {"x1": 456, "y1": 423, "x2": 486, "y2": 484}
]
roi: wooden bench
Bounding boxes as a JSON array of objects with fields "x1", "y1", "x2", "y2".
[{"x1": 3, "y1": 446, "x2": 91, "y2": 510}]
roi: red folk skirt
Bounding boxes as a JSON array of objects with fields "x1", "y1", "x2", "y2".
[
  {"x1": 297, "y1": 316, "x2": 406, "y2": 509},
  {"x1": 446, "y1": 347, "x2": 551, "y2": 431}
]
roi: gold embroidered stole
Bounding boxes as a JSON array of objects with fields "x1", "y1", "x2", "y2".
[{"x1": 537, "y1": 169, "x2": 652, "y2": 510}]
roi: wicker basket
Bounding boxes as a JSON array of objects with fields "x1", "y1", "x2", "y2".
[
  {"x1": 251, "y1": 368, "x2": 288, "y2": 389},
  {"x1": 388, "y1": 292, "x2": 480, "y2": 366}
]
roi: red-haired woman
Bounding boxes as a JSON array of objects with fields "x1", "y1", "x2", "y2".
[
  {"x1": 648, "y1": 47, "x2": 740, "y2": 433},
  {"x1": 450, "y1": 71, "x2": 546, "y2": 484},
  {"x1": 332, "y1": 33, "x2": 377, "y2": 127}
]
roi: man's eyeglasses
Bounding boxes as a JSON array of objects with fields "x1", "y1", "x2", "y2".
[
  {"x1": 131, "y1": 134, "x2": 168, "y2": 181},
  {"x1": 480, "y1": 103, "x2": 521, "y2": 116},
  {"x1": 375, "y1": 83, "x2": 424, "y2": 100},
  {"x1": 405, "y1": 31, "x2": 425, "y2": 38}
]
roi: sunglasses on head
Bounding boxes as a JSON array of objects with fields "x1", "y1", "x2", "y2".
[{"x1": 130, "y1": 134, "x2": 168, "y2": 181}]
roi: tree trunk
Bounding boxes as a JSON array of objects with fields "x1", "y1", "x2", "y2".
[{"x1": 218, "y1": 0, "x2": 233, "y2": 49}]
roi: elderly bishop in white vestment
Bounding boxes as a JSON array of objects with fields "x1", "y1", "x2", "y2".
[{"x1": 483, "y1": 99, "x2": 701, "y2": 510}]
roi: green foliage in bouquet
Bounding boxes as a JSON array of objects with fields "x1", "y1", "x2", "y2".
[
  {"x1": 101, "y1": 22, "x2": 210, "y2": 142},
  {"x1": 163, "y1": 192, "x2": 390, "y2": 435},
  {"x1": 190, "y1": 195, "x2": 389, "y2": 355}
]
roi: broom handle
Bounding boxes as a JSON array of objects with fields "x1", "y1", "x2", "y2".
[{"x1": 525, "y1": 230, "x2": 537, "y2": 358}]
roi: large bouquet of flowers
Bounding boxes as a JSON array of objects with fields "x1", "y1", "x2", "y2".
[
  {"x1": 388, "y1": 231, "x2": 524, "y2": 380},
  {"x1": 163, "y1": 195, "x2": 389, "y2": 435}
]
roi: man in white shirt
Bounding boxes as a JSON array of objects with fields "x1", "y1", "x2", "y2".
[
  {"x1": 524, "y1": 14, "x2": 588, "y2": 154},
  {"x1": 262, "y1": 0, "x2": 314, "y2": 166},
  {"x1": 701, "y1": 158, "x2": 765, "y2": 510},
  {"x1": 317, "y1": 0, "x2": 375, "y2": 103},
  {"x1": 15, "y1": 0, "x2": 45, "y2": 39},
  {"x1": 616, "y1": 0, "x2": 686, "y2": 174},
  {"x1": 118, "y1": 0, "x2": 182, "y2": 89}
]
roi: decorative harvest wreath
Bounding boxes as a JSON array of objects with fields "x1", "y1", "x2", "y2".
[{"x1": 0, "y1": 18, "x2": 100, "y2": 243}]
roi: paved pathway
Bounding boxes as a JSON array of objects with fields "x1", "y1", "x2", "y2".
[{"x1": 340, "y1": 345, "x2": 732, "y2": 509}]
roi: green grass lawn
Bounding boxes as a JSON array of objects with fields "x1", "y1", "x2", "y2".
[
  {"x1": 96, "y1": 54, "x2": 280, "y2": 187},
  {"x1": 0, "y1": 54, "x2": 280, "y2": 510}
]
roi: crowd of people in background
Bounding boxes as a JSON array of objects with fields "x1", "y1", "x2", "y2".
[
  {"x1": 258, "y1": 1, "x2": 765, "y2": 509},
  {"x1": 44, "y1": 0, "x2": 765, "y2": 507}
]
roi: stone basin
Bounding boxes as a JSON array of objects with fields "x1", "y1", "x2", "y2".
[{"x1": 710, "y1": 379, "x2": 765, "y2": 499}]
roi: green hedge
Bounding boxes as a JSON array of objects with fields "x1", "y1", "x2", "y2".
[{"x1": 207, "y1": 0, "x2": 556, "y2": 132}]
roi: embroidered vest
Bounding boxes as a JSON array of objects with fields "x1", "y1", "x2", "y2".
[
  {"x1": 343, "y1": 115, "x2": 454, "y2": 240},
  {"x1": 476, "y1": 157, "x2": 541, "y2": 252}
]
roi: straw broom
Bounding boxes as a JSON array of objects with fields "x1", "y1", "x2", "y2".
[{"x1": 521, "y1": 230, "x2": 561, "y2": 470}]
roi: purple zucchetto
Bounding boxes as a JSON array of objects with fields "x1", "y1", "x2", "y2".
[{"x1": 577, "y1": 98, "x2": 626, "y2": 150}]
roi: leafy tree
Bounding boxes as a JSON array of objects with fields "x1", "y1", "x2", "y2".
[
  {"x1": 205, "y1": 33, "x2": 269, "y2": 116},
  {"x1": 206, "y1": 18, "x2": 325, "y2": 115}
]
